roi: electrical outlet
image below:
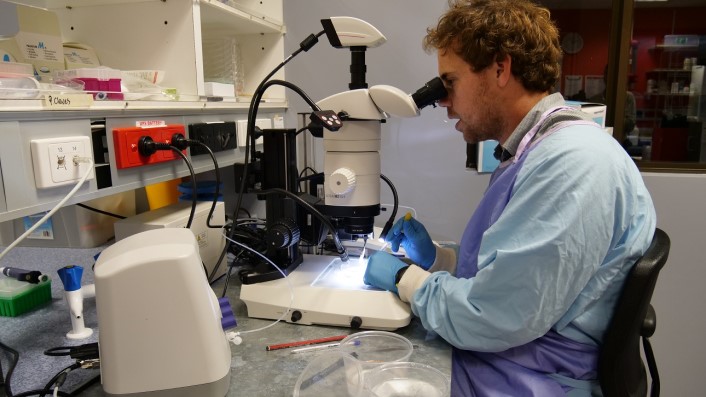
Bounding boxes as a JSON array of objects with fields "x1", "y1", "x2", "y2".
[
  {"x1": 112, "y1": 125, "x2": 186, "y2": 169},
  {"x1": 236, "y1": 119, "x2": 270, "y2": 147},
  {"x1": 31, "y1": 136, "x2": 95, "y2": 189},
  {"x1": 188, "y1": 121, "x2": 238, "y2": 155}
]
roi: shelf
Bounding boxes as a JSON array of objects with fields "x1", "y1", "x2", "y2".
[
  {"x1": 6, "y1": 0, "x2": 285, "y2": 34},
  {"x1": 0, "y1": 0, "x2": 286, "y2": 224},
  {"x1": 645, "y1": 92, "x2": 691, "y2": 97},
  {"x1": 200, "y1": 0, "x2": 285, "y2": 35},
  {"x1": 1, "y1": 0, "x2": 287, "y2": 107},
  {"x1": 0, "y1": 98, "x2": 287, "y2": 116},
  {"x1": 647, "y1": 69, "x2": 693, "y2": 74},
  {"x1": 651, "y1": 44, "x2": 700, "y2": 52}
]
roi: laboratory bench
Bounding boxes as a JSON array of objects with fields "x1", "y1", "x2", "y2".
[{"x1": 0, "y1": 245, "x2": 452, "y2": 397}]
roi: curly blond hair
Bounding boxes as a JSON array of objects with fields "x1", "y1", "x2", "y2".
[{"x1": 423, "y1": 0, "x2": 562, "y2": 93}]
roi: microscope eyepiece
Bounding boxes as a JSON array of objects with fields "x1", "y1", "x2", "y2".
[{"x1": 411, "y1": 77, "x2": 448, "y2": 110}]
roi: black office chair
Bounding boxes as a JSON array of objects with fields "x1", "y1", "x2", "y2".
[{"x1": 599, "y1": 228, "x2": 670, "y2": 397}]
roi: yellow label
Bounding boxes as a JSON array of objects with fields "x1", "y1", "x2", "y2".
[{"x1": 43, "y1": 93, "x2": 94, "y2": 108}]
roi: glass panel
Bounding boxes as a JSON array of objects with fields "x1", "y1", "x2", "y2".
[
  {"x1": 633, "y1": 0, "x2": 706, "y2": 168},
  {"x1": 536, "y1": 1, "x2": 615, "y2": 130},
  {"x1": 539, "y1": 2, "x2": 612, "y2": 103}
]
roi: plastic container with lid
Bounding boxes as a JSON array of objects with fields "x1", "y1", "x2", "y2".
[
  {"x1": 363, "y1": 362, "x2": 450, "y2": 397},
  {"x1": 0, "y1": 76, "x2": 40, "y2": 99},
  {"x1": 54, "y1": 67, "x2": 123, "y2": 99},
  {"x1": 293, "y1": 351, "x2": 364, "y2": 397},
  {"x1": 338, "y1": 331, "x2": 414, "y2": 372}
]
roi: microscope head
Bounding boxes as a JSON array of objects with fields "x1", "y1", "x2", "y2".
[{"x1": 320, "y1": 16, "x2": 387, "y2": 48}]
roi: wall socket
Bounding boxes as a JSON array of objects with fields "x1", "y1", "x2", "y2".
[
  {"x1": 236, "y1": 118, "x2": 271, "y2": 147},
  {"x1": 31, "y1": 136, "x2": 95, "y2": 189}
]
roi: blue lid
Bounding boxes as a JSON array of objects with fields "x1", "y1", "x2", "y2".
[
  {"x1": 177, "y1": 181, "x2": 223, "y2": 194},
  {"x1": 57, "y1": 266, "x2": 83, "y2": 291}
]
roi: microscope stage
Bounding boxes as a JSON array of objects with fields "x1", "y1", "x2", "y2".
[{"x1": 239, "y1": 254, "x2": 412, "y2": 330}]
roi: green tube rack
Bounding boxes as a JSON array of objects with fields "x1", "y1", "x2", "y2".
[{"x1": 0, "y1": 277, "x2": 52, "y2": 317}]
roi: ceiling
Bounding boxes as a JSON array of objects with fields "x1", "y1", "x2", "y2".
[{"x1": 537, "y1": 0, "x2": 706, "y2": 9}]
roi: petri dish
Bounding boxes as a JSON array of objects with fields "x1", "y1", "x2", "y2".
[
  {"x1": 364, "y1": 362, "x2": 450, "y2": 397},
  {"x1": 338, "y1": 331, "x2": 413, "y2": 371}
]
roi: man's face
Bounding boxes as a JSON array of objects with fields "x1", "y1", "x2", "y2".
[{"x1": 437, "y1": 49, "x2": 504, "y2": 144}]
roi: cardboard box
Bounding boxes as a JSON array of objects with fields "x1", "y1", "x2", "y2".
[
  {"x1": 0, "y1": 192, "x2": 135, "y2": 248},
  {"x1": 0, "y1": 2, "x2": 64, "y2": 81}
]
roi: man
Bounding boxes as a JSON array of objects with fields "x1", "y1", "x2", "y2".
[{"x1": 364, "y1": 0, "x2": 656, "y2": 396}]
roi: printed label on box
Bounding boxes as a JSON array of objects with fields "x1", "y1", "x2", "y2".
[
  {"x1": 14, "y1": 32, "x2": 62, "y2": 63},
  {"x1": 64, "y1": 47, "x2": 100, "y2": 68},
  {"x1": 23, "y1": 212, "x2": 54, "y2": 240}
]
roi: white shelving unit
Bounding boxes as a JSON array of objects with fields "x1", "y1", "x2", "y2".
[{"x1": 0, "y1": 0, "x2": 286, "y2": 224}]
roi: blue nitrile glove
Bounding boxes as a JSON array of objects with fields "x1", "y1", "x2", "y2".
[
  {"x1": 386, "y1": 214, "x2": 435, "y2": 269},
  {"x1": 364, "y1": 251, "x2": 408, "y2": 294}
]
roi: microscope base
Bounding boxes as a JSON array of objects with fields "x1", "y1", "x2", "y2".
[{"x1": 240, "y1": 254, "x2": 412, "y2": 330}]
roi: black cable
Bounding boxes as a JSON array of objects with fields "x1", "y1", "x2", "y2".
[
  {"x1": 298, "y1": 167, "x2": 318, "y2": 179},
  {"x1": 12, "y1": 389, "x2": 71, "y2": 397},
  {"x1": 297, "y1": 167, "x2": 319, "y2": 193},
  {"x1": 169, "y1": 146, "x2": 197, "y2": 229},
  {"x1": 0, "y1": 341, "x2": 73, "y2": 397},
  {"x1": 44, "y1": 343, "x2": 98, "y2": 361},
  {"x1": 0, "y1": 340, "x2": 19, "y2": 397},
  {"x1": 43, "y1": 347, "x2": 72, "y2": 357},
  {"x1": 190, "y1": 142, "x2": 224, "y2": 229},
  {"x1": 220, "y1": 30, "x2": 325, "y2": 284},
  {"x1": 76, "y1": 203, "x2": 127, "y2": 219},
  {"x1": 232, "y1": 31, "x2": 325, "y2": 233},
  {"x1": 379, "y1": 174, "x2": 399, "y2": 240},
  {"x1": 70, "y1": 373, "x2": 100, "y2": 395},
  {"x1": 37, "y1": 362, "x2": 80, "y2": 397},
  {"x1": 253, "y1": 188, "x2": 348, "y2": 261},
  {"x1": 220, "y1": 251, "x2": 244, "y2": 298},
  {"x1": 294, "y1": 125, "x2": 310, "y2": 136},
  {"x1": 238, "y1": 207, "x2": 252, "y2": 218},
  {"x1": 1, "y1": 353, "x2": 4, "y2": 389}
]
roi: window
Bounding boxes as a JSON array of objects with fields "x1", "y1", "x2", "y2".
[{"x1": 541, "y1": 0, "x2": 706, "y2": 172}]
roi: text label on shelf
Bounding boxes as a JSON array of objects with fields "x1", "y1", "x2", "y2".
[{"x1": 43, "y1": 94, "x2": 94, "y2": 108}]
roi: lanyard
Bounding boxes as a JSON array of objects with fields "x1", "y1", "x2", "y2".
[{"x1": 513, "y1": 106, "x2": 574, "y2": 163}]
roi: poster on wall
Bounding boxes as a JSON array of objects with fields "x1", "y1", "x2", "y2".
[
  {"x1": 585, "y1": 75, "x2": 605, "y2": 101},
  {"x1": 563, "y1": 75, "x2": 583, "y2": 99}
]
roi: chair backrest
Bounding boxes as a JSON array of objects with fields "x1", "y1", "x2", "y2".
[{"x1": 599, "y1": 228, "x2": 670, "y2": 397}]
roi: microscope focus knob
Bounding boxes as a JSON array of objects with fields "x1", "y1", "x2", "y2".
[
  {"x1": 266, "y1": 218, "x2": 301, "y2": 249},
  {"x1": 329, "y1": 167, "x2": 356, "y2": 195}
]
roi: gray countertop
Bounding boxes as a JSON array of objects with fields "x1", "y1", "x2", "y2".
[{"x1": 0, "y1": 245, "x2": 452, "y2": 396}]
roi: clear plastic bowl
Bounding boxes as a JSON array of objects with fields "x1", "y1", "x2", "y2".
[
  {"x1": 363, "y1": 362, "x2": 450, "y2": 397},
  {"x1": 293, "y1": 350, "x2": 363, "y2": 397},
  {"x1": 338, "y1": 331, "x2": 414, "y2": 371}
]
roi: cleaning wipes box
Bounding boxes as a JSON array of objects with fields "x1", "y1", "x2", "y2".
[
  {"x1": 566, "y1": 100, "x2": 607, "y2": 128},
  {"x1": 0, "y1": 2, "x2": 65, "y2": 81}
]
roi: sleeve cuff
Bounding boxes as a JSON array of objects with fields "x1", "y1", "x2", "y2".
[
  {"x1": 397, "y1": 265, "x2": 431, "y2": 303},
  {"x1": 428, "y1": 245, "x2": 457, "y2": 275}
]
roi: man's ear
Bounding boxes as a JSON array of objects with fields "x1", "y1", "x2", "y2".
[{"x1": 495, "y1": 54, "x2": 511, "y2": 87}]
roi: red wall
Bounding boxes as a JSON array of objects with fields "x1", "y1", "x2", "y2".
[
  {"x1": 552, "y1": 9, "x2": 612, "y2": 89},
  {"x1": 551, "y1": 7, "x2": 706, "y2": 96}
]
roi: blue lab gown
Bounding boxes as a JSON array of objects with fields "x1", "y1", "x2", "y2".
[{"x1": 409, "y1": 105, "x2": 657, "y2": 396}]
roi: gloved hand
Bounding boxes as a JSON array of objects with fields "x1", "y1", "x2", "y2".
[
  {"x1": 364, "y1": 251, "x2": 408, "y2": 294},
  {"x1": 386, "y1": 214, "x2": 435, "y2": 269}
]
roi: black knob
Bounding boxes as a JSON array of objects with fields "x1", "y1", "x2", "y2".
[
  {"x1": 291, "y1": 310, "x2": 302, "y2": 323},
  {"x1": 265, "y1": 218, "x2": 301, "y2": 249},
  {"x1": 350, "y1": 316, "x2": 363, "y2": 329}
]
